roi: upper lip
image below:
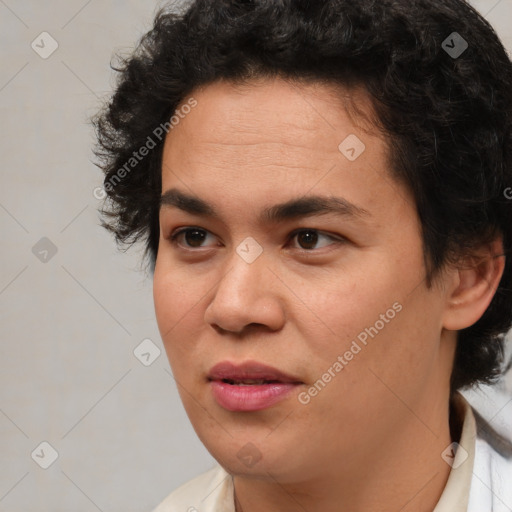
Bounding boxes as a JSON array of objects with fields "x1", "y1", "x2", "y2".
[{"x1": 208, "y1": 361, "x2": 302, "y2": 383}]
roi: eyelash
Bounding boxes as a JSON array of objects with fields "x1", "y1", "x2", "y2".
[{"x1": 168, "y1": 226, "x2": 345, "y2": 253}]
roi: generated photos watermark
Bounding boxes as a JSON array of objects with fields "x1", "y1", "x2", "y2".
[
  {"x1": 93, "y1": 97, "x2": 198, "y2": 200},
  {"x1": 298, "y1": 301, "x2": 403, "y2": 405}
]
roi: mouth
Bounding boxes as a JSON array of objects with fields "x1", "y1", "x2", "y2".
[
  {"x1": 219, "y1": 378, "x2": 284, "y2": 385},
  {"x1": 207, "y1": 361, "x2": 303, "y2": 412}
]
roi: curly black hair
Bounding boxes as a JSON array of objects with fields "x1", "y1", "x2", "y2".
[{"x1": 92, "y1": 0, "x2": 512, "y2": 393}]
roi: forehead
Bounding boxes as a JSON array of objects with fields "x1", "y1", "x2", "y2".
[
  {"x1": 162, "y1": 77, "x2": 382, "y2": 167},
  {"x1": 158, "y1": 77, "x2": 421, "y2": 250},
  {"x1": 159, "y1": 77, "x2": 401, "y2": 224}
]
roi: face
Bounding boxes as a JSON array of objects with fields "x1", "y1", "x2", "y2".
[{"x1": 153, "y1": 77, "x2": 456, "y2": 483}]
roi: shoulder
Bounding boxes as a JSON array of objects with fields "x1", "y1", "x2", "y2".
[
  {"x1": 468, "y1": 408, "x2": 512, "y2": 512},
  {"x1": 151, "y1": 465, "x2": 234, "y2": 512}
]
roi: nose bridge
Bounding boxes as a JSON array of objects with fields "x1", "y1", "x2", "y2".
[
  {"x1": 217, "y1": 246, "x2": 268, "y2": 310},
  {"x1": 204, "y1": 245, "x2": 284, "y2": 333}
]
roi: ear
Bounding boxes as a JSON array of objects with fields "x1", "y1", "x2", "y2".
[{"x1": 442, "y1": 237, "x2": 505, "y2": 331}]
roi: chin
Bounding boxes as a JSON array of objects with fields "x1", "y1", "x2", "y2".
[{"x1": 195, "y1": 423, "x2": 306, "y2": 481}]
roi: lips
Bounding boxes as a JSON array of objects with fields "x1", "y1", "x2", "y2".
[
  {"x1": 207, "y1": 361, "x2": 303, "y2": 412},
  {"x1": 208, "y1": 361, "x2": 301, "y2": 384}
]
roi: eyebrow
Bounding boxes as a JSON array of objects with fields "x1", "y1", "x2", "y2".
[{"x1": 159, "y1": 188, "x2": 370, "y2": 224}]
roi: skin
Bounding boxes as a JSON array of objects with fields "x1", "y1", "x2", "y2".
[{"x1": 153, "y1": 76, "x2": 504, "y2": 512}]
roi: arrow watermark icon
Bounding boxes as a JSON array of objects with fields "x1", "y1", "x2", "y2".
[{"x1": 442, "y1": 32, "x2": 468, "y2": 59}]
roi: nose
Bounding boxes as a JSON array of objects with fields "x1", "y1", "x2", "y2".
[{"x1": 203, "y1": 249, "x2": 285, "y2": 335}]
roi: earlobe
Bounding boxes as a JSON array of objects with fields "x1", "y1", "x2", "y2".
[{"x1": 442, "y1": 238, "x2": 505, "y2": 331}]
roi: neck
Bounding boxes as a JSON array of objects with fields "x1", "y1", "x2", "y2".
[{"x1": 233, "y1": 394, "x2": 457, "y2": 512}]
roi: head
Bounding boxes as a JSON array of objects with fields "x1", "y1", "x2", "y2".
[{"x1": 93, "y1": 0, "x2": 512, "y2": 482}]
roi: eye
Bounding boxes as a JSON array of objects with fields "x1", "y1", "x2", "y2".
[
  {"x1": 169, "y1": 227, "x2": 343, "y2": 251},
  {"x1": 169, "y1": 227, "x2": 218, "y2": 249},
  {"x1": 288, "y1": 229, "x2": 342, "y2": 251}
]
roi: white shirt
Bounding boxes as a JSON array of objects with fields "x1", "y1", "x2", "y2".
[{"x1": 152, "y1": 393, "x2": 512, "y2": 511}]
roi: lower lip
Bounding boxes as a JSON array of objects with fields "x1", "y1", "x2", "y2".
[{"x1": 210, "y1": 381, "x2": 299, "y2": 411}]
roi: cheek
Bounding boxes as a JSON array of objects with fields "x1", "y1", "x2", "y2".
[
  {"x1": 295, "y1": 250, "x2": 434, "y2": 393},
  {"x1": 153, "y1": 252, "x2": 206, "y2": 322},
  {"x1": 296, "y1": 261, "x2": 404, "y2": 349},
  {"x1": 153, "y1": 268, "x2": 177, "y2": 335},
  {"x1": 153, "y1": 263, "x2": 204, "y2": 355}
]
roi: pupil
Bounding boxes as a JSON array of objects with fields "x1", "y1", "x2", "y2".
[
  {"x1": 298, "y1": 230, "x2": 317, "y2": 249},
  {"x1": 186, "y1": 229, "x2": 205, "y2": 247}
]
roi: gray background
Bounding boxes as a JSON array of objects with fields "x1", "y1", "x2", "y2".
[{"x1": 0, "y1": 1, "x2": 511, "y2": 511}]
